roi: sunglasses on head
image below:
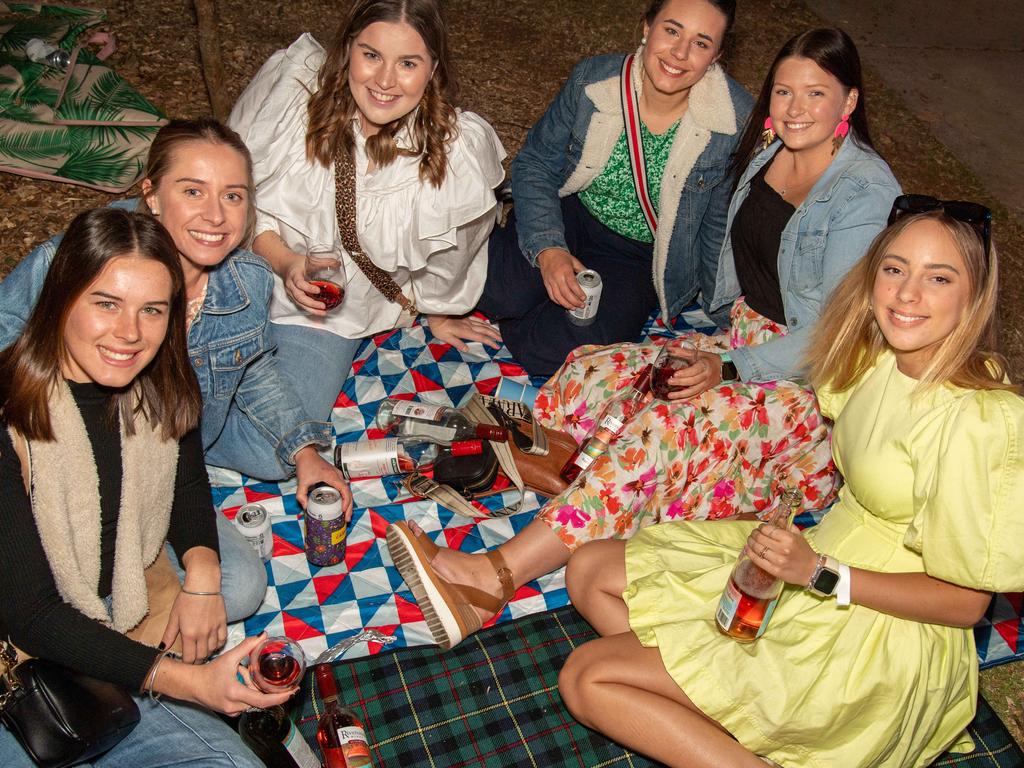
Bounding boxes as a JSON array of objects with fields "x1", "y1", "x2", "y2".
[{"x1": 887, "y1": 194, "x2": 992, "y2": 254}]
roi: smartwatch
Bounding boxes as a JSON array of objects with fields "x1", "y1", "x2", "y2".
[
  {"x1": 806, "y1": 554, "x2": 841, "y2": 598},
  {"x1": 719, "y1": 355, "x2": 739, "y2": 382}
]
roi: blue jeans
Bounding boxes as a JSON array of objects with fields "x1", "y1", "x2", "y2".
[
  {"x1": 165, "y1": 513, "x2": 267, "y2": 623},
  {"x1": 0, "y1": 696, "x2": 262, "y2": 767},
  {"x1": 477, "y1": 195, "x2": 658, "y2": 378},
  {"x1": 269, "y1": 322, "x2": 365, "y2": 423},
  {"x1": 204, "y1": 398, "x2": 293, "y2": 482}
]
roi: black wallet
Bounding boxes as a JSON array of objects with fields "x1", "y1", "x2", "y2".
[{"x1": 432, "y1": 441, "x2": 499, "y2": 497}]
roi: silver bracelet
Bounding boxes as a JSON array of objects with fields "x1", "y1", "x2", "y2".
[
  {"x1": 181, "y1": 588, "x2": 222, "y2": 596},
  {"x1": 143, "y1": 649, "x2": 173, "y2": 700}
]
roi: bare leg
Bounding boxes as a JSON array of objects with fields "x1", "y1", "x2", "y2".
[
  {"x1": 408, "y1": 518, "x2": 570, "y2": 623},
  {"x1": 565, "y1": 540, "x2": 630, "y2": 636},
  {"x1": 559, "y1": 633, "x2": 764, "y2": 768}
]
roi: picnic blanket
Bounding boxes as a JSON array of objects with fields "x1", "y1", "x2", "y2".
[
  {"x1": 211, "y1": 311, "x2": 1024, "y2": 671},
  {"x1": 0, "y1": 3, "x2": 165, "y2": 191},
  {"x1": 287, "y1": 604, "x2": 1024, "y2": 767}
]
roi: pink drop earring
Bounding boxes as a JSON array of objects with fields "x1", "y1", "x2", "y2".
[
  {"x1": 760, "y1": 117, "x2": 776, "y2": 153},
  {"x1": 832, "y1": 114, "x2": 850, "y2": 155}
]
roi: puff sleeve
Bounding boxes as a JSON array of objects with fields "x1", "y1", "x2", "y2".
[{"x1": 905, "y1": 389, "x2": 1024, "y2": 593}]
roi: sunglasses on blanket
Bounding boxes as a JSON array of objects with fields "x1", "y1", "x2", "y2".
[{"x1": 887, "y1": 194, "x2": 992, "y2": 255}]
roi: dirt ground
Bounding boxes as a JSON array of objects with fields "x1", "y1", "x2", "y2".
[{"x1": 2, "y1": 0, "x2": 1022, "y2": 751}]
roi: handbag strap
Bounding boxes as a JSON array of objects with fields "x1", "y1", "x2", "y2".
[
  {"x1": 620, "y1": 54, "x2": 658, "y2": 236},
  {"x1": 404, "y1": 395, "x2": 526, "y2": 517},
  {"x1": 333, "y1": 148, "x2": 418, "y2": 316}
]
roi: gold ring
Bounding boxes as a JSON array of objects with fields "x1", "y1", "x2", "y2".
[{"x1": 759, "y1": 544, "x2": 769, "y2": 559}]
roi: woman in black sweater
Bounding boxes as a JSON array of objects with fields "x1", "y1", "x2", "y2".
[{"x1": 0, "y1": 209, "x2": 291, "y2": 766}]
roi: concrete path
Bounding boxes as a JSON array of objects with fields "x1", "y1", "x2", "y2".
[{"x1": 805, "y1": 1, "x2": 1024, "y2": 223}]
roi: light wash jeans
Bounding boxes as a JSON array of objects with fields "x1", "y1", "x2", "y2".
[
  {"x1": 0, "y1": 696, "x2": 262, "y2": 767},
  {"x1": 269, "y1": 322, "x2": 365, "y2": 424},
  {"x1": 166, "y1": 512, "x2": 268, "y2": 623}
]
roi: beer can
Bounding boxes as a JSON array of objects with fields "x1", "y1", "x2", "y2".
[
  {"x1": 567, "y1": 269, "x2": 602, "y2": 326},
  {"x1": 234, "y1": 503, "x2": 273, "y2": 562},
  {"x1": 304, "y1": 483, "x2": 346, "y2": 567}
]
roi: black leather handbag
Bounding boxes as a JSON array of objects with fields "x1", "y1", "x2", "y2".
[{"x1": 0, "y1": 640, "x2": 140, "y2": 768}]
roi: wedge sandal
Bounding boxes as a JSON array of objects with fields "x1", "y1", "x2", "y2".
[{"x1": 386, "y1": 521, "x2": 515, "y2": 650}]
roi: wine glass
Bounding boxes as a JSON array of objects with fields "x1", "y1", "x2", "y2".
[
  {"x1": 304, "y1": 244, "x2": 346, "y2": 310},
  {"x1": 651, "y1": 339, "x2": 698, "y2": 399},
  {"x1": 249, "y1": 636, "x2": 307, "y2": 692}
]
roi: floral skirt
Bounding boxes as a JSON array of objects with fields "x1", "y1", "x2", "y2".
[{"x1": 532, "y1": 298, "x2": 839, "y2": 551}]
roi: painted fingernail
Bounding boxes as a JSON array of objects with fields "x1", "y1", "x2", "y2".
[{"x1": 157, "y1": 642, "x2": 166, "y2": 651}]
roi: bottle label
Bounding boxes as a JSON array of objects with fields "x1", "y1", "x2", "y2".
[
  {"x1": 283, "y1": 720, "x2": 322, "y2": 768},
  {"x1": 338, "y1": 439, "x2": 401, "y2": 479},
  {"x1": 715, "y1": 578, "x2": 742, "y2": 630},
  {"x1": 599, "y1": 414, "x2": 625, "y2": 433},
  {"x1": 755, "y1": 597, "x2": 779, "y2": 638},
  {"x1": 391, "y1": 401, "x2": 447, "y2": 421},
  {"x1": 337, "y1": 725, "x2": 370, "y2": 760},
  {"x1": 397, "y1": 421, "x2": 457, "y2": 443}
]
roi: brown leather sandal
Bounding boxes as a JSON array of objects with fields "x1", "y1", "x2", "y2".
[{"x1": 386, "y1": 521, "x2": 515, "y2": 650}]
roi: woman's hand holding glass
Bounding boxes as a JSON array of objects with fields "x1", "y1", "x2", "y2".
[
  {"x1": 282, "y1": 244, "x2": 346, "y2": 315},
  {"x1": 653, "y1": 341, "x2": 724, "y2": 400}
]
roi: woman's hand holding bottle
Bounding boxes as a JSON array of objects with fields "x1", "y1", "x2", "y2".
[{"x1": 744, "y1": 522, "x2": 818, "y2": 587}]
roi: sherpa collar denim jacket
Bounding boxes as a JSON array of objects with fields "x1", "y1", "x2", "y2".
[
  {"x1": 0, "y1": 215, "x2": 331, "y2": 473},
  {"x1": 709, "y1": 138, "x2": 901, "y2": 382},
  {"x1": 509, "y1": 52, "x2": 753, "y2": 322}
]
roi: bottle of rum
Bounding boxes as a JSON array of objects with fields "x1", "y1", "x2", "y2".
[
  {"x1": 375, "y1": 398, "x2": 507, "y2": 442},
  {"x1": 314, "y1": 663, "x2": 373, "y2": 767},
  {"x1": 334, "y1": 437, "x2": 482, "y2": 480},
  {"x1": 715, "y1": 488, "x2": 802, "y2": 643},
  {"x1": 238, "y1": 705, "x2": 322, "y2": 768},
  {"x1": 559, "y1": 364, "x2": 653, "y2": 483}
]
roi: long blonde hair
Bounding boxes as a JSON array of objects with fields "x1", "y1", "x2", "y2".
[
  {"x1": 305, "y1": 0, "x2": 458, "y2": 188},
  {"x1": 805, "y1": 210, "x2": 1017, "y2": 394}
]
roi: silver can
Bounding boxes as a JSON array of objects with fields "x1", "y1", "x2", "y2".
[
  {"x1": 234, "y1": 503, "x2": 273, "y2": 562},
  {"x1": 567, "y1": 269, "x2": 602, "y2": 326}
]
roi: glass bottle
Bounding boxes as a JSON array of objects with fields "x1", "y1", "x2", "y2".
[
  {"x1": 334, "y1": 437, "x2": 482, "y2": 480},
  {"x1": 238, "y1": 705, "x2": 322, "y2": 768},
  {"x1": 314, "y1": 663, "x2": 373, "y2": 768},
  {"x1": 559, "y1": 364, "x2": 653, "y2": 483},
  {"x1": 715, "y1": 488, "x2": 802, "y2": 643},
  {"x1": 375, "y1": 398, "x2": 507, "y2": 443}
]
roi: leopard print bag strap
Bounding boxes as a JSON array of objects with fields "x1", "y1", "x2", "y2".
[{"x1": 334, "y1": 148, "x2": 418, "y2": 316}]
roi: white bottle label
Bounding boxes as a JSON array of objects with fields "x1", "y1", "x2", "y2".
[
  {"x1": 391, "y1": 401, "x2": 446, "y2": 420},
  {"x1": 599, "y1": 414, "x2": 625, "y2": 433},
  {"x1": 338, "y1": 438, "x2": 401, "y2": 479},
  {"x1": 338, "y1": 725, "x2": 367, "y2": 744},
  {"x1": 715, "y1": 579, "x2": 742, "y2": 630},
  {"x1": 283, "y1": 720, "x2": 322, "y2": 768},
  {"x1": 574, "y1": 451, "x2": 596, "y2": 471},
  {"x1": 397, "y1": 421, "x2": 457, "y2": 443}
]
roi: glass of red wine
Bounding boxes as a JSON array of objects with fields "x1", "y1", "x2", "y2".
[
  {"x1": 304, "y1": 245, "x2": 346, "y2": 311},
  {"x1": 651, "y1": 339, "x2": 698, "y2": 399},
  {"x1": 250, "y1": 636, "x2": 307, "y2": 693}
]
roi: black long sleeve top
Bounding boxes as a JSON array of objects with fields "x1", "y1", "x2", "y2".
[{"x1": 0, "y1": 381, "x2": 219, "y2": 689}]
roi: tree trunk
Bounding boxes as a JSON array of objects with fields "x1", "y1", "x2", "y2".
[{"x1": 193, "y1": 0, "x2": 230, "y2": 121}]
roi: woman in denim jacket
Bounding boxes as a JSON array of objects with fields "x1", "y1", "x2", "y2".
[
  {"x1": 0, "y1": 120, "x2": 354, "y2": 616},
  {"x1": 476, "y1": 0, "x2": 753, "y2": 378},
  {"x1": 385, "y1": 28, "x2": 900, "y2": 654}
]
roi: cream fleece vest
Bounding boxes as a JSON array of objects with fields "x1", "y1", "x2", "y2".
[{"x1": 8, "y1": 381, "x2": 179, "y2": 633}]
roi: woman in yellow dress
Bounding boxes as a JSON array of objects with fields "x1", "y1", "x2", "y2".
[{"x1": 558, "y1": 197, "x2": 1024, "y2": 767}]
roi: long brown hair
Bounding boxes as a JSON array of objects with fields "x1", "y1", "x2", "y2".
[
  {"x1": 305, "y1": 0, "x2": 458, "y2": 188},
  {"x1": 805, "y1": 210, "x2": 1016, "y2": 394},
  {"x1": 0, "y1": 208, "x2": 203, "y2": 441},
  {"x1": 139, "y1": 118, "x2": 257, "y2": 246},
  {"x1": 729, "y1": 28, "x2": 878, "y2": 185}
]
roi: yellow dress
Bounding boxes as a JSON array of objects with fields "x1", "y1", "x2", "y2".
[{"x1": 623, "y1": 352, "x2": 1024, "y2": 767}]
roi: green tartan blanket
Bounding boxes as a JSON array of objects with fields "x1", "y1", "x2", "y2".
[
  {"x1": 0, "y1": 3, "x2": 164, "y2": 191},
  {"x1": 292, "y1": 606, "x2": 1023, "y2": 767}
]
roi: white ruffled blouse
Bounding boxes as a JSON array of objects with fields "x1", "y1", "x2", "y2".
[{"x1": 228, "y1": 33, "x2": 507, "y2": 338}]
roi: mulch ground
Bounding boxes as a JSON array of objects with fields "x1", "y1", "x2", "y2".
[{"x1": 2, "y1": 0, "x2": 1021, "y2": 746}]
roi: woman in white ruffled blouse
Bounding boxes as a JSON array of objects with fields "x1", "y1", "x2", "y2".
[{"x1": 229, "y1": 0, "x2": 506, "y2": 421}]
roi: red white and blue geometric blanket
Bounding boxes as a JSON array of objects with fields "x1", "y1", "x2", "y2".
[{"x1": 211, "y1": 312, "x2": 1023, "y2": 670}]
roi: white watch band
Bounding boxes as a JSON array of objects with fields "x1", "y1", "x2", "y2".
[{"x1": 836, "y1": 563, "x2": 852, "y2": 607}]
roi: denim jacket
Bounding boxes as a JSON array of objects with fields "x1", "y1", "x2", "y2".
[
  {"x1": 709, "y1": 138, "x2": 901, "y2": 381},
  {"x1": 511, "y1": 53, "x2": 753, "y2": 321},
  {"x1": 0, "y1": 231, "x2": 332, "y2": 472}
]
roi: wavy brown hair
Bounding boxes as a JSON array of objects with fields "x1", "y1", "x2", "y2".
[
  {"x1": 805, "y1": 210, "x2": 1017, "y2": 395},
  {"x1": 305, "y1": 0, "x2": 458, "y2": 188},
  {"x1": 0, "y1": 208, "x2": 202, "y2": 441}
]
